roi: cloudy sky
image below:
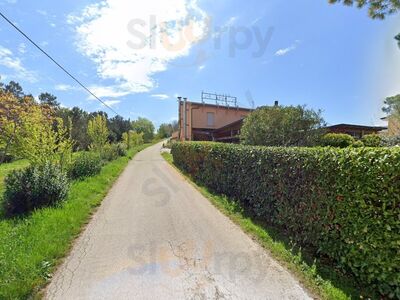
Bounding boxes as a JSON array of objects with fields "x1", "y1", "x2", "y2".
[{"x1": 0, "y1": 0, "x2": 399, "y2": 127}]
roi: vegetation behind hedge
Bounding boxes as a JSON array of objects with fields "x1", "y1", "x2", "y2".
[{"x1": 171, "y1": 142, "x2": 400, "y2": 298}]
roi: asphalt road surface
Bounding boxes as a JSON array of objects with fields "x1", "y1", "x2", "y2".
[{"x1": 45, "y1": 142, "x2": 312, "y2": 300}]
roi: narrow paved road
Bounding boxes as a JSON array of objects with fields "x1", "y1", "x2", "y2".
[{"x1": 46, "y1": 142, "x2": 311, "y2": 300}]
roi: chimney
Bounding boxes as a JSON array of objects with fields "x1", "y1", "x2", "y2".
[
  {"x1": 177, "y1": 96, "x2": 182, "y2": 102},
  {"x1": 274, "y1": 100, "x2": 279, "y2": 107}
]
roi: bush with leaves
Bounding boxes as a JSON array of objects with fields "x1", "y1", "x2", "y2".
[
  {"x1": 122, "y1": 130, "x2": 144, "y2": 149},
  {"x1": 240, "y1": 105, "x2": 325, "y2": 146},
  {"x1": 172, "y1": 142, "x2": 400, "y2": 297},
  {"x1": 3, "y1": 162, "x2": 69, "y2": 217},
  {"x1": 100, "y1": 143, "x2": 126, "y2": 162},
  {"x1": 115, "y1": 143, "x2": 127, "y2": 157},
  {"x1": 351, "y1": 140, "x2": 364, "y2": 148},
  {"x1": 68, "y1": 152, "x2": 102, "y2": 180},
  {"x1": 320, "y1": 133, "x2": 355, "y2": 148},
  {"x1": 361, "y1": 134, "x2": 382, "y2": 147},
  {"x1": 382, "y1": 135, "x2": 400, "y2": 147}
]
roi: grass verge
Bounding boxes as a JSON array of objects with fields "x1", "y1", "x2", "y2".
[
  {"x1": 162, "y1": 152, "x2": 361, "y2": 300},
  {"x1": 0, "y1": 144, "x2": 151, "y2": 299}
]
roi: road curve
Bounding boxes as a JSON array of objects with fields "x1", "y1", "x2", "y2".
[{"x1": 45, "y1": 142, "x2": 312, "y2": 300}]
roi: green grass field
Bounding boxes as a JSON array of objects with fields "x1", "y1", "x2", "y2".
[
  {"x1": 162, "y1": 152, "x2": 366, "y2": 300},
  {"x1": 0, "y1": 144, "x2": 150, "y2": 299}
]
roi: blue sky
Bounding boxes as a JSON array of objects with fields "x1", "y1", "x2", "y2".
[{"x1": 0, "y1": 0, "x2": 399, "y2": 128}]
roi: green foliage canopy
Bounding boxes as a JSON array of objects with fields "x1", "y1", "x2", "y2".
[
  {"x1": 240, "y1": 105, "x2": 325, "y2": 146},
  {"x1": 328, "y1": 0, "x2": 400, "y2": 19},
  {"x1": 131, "y1": 117, "x2": 155, "y2": 143}
]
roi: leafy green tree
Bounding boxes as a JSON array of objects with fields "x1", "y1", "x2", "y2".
[
  {"x1": 13, "y1": 106, "x2": 73, "y2": 168},
  {"x1": 57, "y1": 107, "x2": 91, "y2": 151},
  {"x1": 108, "y1": 115, "x2": 132, "y2": 142},
  {"x1": 131, "y1": 117, "x2": 155, "y2": 143},
  {"x1": 157, "y1": 123, "x2": 174, "y2": 138},
  {"x1": 0, "y1": 91, "x2": 31, "y2": 163},
  {"x1": 4, "y1": 81, "x2": 24, "y2": 100},
  {"x1": 122, "y1": 130, "x2": 144, "y2": 149},
  {"x1": 87, "y1": 115, "x2": 109, "y2": 151},
  {"x1": 329, "y1": 0, "x2": 400, "y2": 19},
  {"x1": 39, "y1": 92, "x2": 60, "y2": 108},
  {"x1": 240, "y1": 105, "x2": 326, "y2": 146},
  {"x1": 382, "y1": 94, "x2": 400, "y2": 115}
]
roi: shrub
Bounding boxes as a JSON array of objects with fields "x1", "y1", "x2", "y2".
[
  {"x1": 69, "y1": 152, "x2": 102, "y2": 180},
  {"x1": 361, "y1": 134, "x2": 382, "y2": 147},
  {"x1": 351, "y1": 140, "x2": 364, "y2": 148},
  {"x1": 3, "y1": 162, "x2": 69, "y2": 216},
  {"x1": 240, "y1": 105, "x2": 325, "y2": 146},
  {"x1": 172, "y1": 142, "x2": 400, "y2": 297},
  {"x1": 320, "y1": 133, "x2": 355, "y2": 148},
  {"x1": 100, "y1": 144, "x2": 119, "y2": 162},
  {"x1": 382, "y1": 135, "x2": 400, "y2": 147},
  {"x1": 115, "y1": 143, "x2": 127, "y2": 157}
]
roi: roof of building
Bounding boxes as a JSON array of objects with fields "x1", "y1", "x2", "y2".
[
  {"x1": 326, "y1": 123, "x2": 387, "y2": 131},
  {"x1": 184, "y1": 100, "x2": 253, "y2": 111}
]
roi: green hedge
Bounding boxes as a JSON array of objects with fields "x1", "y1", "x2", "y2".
[{"x1": 171, "y1": 142, "x2": 400, "y2": 298}]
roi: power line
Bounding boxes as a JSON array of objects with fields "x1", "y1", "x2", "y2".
[{"x1": 0, "y1": 11, "x2": 119, "y2": 115}]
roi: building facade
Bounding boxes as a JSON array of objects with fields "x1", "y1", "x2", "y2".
[{"x1": 177, "y1": 98, "x2": 252, "y2": 142}]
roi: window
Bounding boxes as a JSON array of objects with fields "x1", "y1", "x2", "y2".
[{"x1": 207, "y1": 112, "x2": 215, "y2": 126}]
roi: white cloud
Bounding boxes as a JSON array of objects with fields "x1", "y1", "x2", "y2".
[
  {"x1": 68, "y1": 0, "x2": 208, "y2": 98},
  {"x1": 0, "y1": 46, "x2": 37, "y2": 82},
  {"x1": 198, "y1": 65, "x2": 205, "y2": 71},
  {"x1": 103, "y1": 100, "x2": 121, "y2": 107},
  {"x1": 18, "y1": 43, "x2": 26, "y2": 54},
  {"x1": 275, "y1": 40, "x2": 300, "y2": 57},
  {"x1": 55, "y1": 84, "x2": 80, "y2": 91},
  {"x1": 40, "y1": 41, "x2": 49, "y2": 47},
  {"x1": 36, "y1": 9, "x2": 47, "y2": 16},
  {"x1": 151, "y1": 94, "x2": 169, "y2": 99}
]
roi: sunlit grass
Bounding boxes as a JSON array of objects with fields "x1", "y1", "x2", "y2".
[{"x1": 0, "y1": 144, "x2": 150, "y2": 299}]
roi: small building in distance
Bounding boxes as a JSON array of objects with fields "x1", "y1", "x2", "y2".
[
  {"x1": 177, "y1": 96, "x2": 253, "y2": 142},
  {"x1": 326, "y1": 123, "x2": 387, "y2": 139}
]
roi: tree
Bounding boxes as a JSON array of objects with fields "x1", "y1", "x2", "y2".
[
  {"x1": 0, "y1": 91, "x2": 30, "y2": 163},
  {"x1": 0, "y1": 89, "x2": 72, "y2": 167},
  {"x1": 108, "y1": 115, "x2": 131, "y2": 142},
  {"x1": 39, "y1": 92, "x2": 60, "y2": 108},
  {"x1": 57, "y1": 107, "x2": 90, "y2": 151},
  {"x1": 240, "y1": 105, "x2": 326, "y2": 146},
  {"x1": 329, "y1": 0, "x2": 400, "y2": 47},
  {"x1": 13, "y1": 106, "x2": 73, "y2": 168},
  {"x1": 157, "y1": 123, "x2": 174, "y2": 138},
  {"x1": 131, "y1": 117, "x2": 155, "y2": 143},
  {"x1": 122, "y1": 130, "x2": 144, "y2": 149},
  {"x1": 329, "y1": 0, "x2": 400, "y2": 19},
  {"x1": 87, "y1": 115, "x2": 109, "y2": 151},
  {"x1": 4, "y1": 81, "x2": 24, "y2": 100},
  {"x1": 382, "y1": 94, "x2": 400, "y2": 115}
]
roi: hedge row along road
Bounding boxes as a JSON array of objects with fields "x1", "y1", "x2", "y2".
[
  {"x1": 171, "y1": 142, "x2": 400, "y2": 298},
  {"x1": 45, "y1": 142, "x2": 311, "y2": 299}
]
